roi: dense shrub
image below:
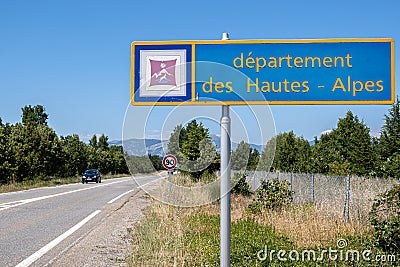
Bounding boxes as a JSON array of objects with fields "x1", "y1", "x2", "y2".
[
  {"x1": 369, "y1": 184, "x2": 400, "y2": 253},
  {"x1": 248, "y1": 177, "x2": 294, "y2": 214},
  {"x1": 231, "y1": 172, "x2": 252, "y2": 196}
]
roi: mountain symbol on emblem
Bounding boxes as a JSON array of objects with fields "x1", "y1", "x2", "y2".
[{"x1": 149, "y1": 59, "x2": 177, "y2": 86}]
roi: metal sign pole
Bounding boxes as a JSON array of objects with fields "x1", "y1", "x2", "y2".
[
  {"x1": 220, "y1": 32, "x2": 231, "y2": 267},
  {"x1": 163, "y1": 154, "x2": 177, "y2": 194},
  {"x1": 220, "y1": 104, "x2": 231, "y2": 267},
  {"x1": 168, "y1": 170, "x2": 172, "y2": 193}
]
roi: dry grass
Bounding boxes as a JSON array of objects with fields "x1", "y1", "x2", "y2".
[
  {"x1": 143, "y1": 173, "x2": 220, "y2": 207},
  {"x1": 248, "y1": 172, "x2": 399, "y2": 221},
  {"x1": 127, "y1": 198, "x2": 219, "y2": 266},
  {"x1": 252, "y1": 203, "x2": 370, "y2": 249},
  {"x1": 127, "y1": 173, "x2": 398, "y2": 266},
  {"x1": 0, "y1": 174, "x2": 130, "y2": 194},
  {"x1": 127, "y1": 174, "x2": 220, "y2": 266},
  {"x1": 231, "y1": 192, "x2": 370, "y2": 249},
  {"x1": 127, "y1": 195, "x2": 373, "y2": 266},
  {"x1": 0, "y1": 176, "x2": 81, "y2": 193}
]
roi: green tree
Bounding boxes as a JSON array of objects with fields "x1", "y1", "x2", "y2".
[
  {"x1": 86, "y1": 133, "x2": 129, "y2": 175},
  {"x1": 10, "y1": 123, "x2": 63, "y2": 181},
  {"x1": 248, "y1": 178, "x2": 295, "y2": 213},
  {"x1": 168, "y1": 120, "x2": 217, "y2": 181},
  {"x1": 180, "y1": 120, "x2": 208, "y2": 161},
  {"x1": 0, "y1": 123, "x2": 14, "y2": 184},
  {"x1": 231, "y1": 142, "x2": 260, "y2": 171},
  {"x1": 273, "y1": 132, "x2": 296, "y2": 172},
  {"x1": 89, "y1": 135, "x2": 98, "y2": 148},
  {"x1": 231, "y1": 141, "x2": 251, "y2": 170},
  {"x1": 231, "y1": 172, "x2": 252, "y2": 196},
  {"x1": 21, "y1": 105, "x2": 48, "y2": 126},
  {"x1": 294, "y1": 136, "x2": 312, "y2": 173},
  {"x1": 377, "y1": 97, "x2": 400, "y2": 178},
  {"x1": 332, "y1": 111, "x2": 374, "y2": 176},
  {"x1": 148, "y1": 154, "x2": 163, "y2": 171},
  {"x1": 369, "y1": 184, "x2": 400, "y2": 252},
  {"x1": 258, "y1": 136, "x2": 276, "y2": 172},
  {"x1": 311, "y1": 132, "x2": 338, "y2": 174},
  {"x1": 168, "y1": 124, "x2": 185, "y2": 156},
  {"x1": 313, "y1": 111, "x2": 374, "y2": 176},
  {"x1": 267, "y1": 131, "x2": 311, "y2": 173},
  {"x1": 81, "y1": 134, "x2": 128, "y2": 175},
  {"x1": 0, "y1": 105, "x2": 130, "y2": 184},
  {"x1": 125, "y1": 155, "x2": 156, "y2": 174},
  {"x1": 109, "y1": 145, "x2": 129, "y2": 174},
  {"x1": 86, "y1": 145, "x2": 100, "y2": 170},
  {"x1": 247, "y1": 148, "x2": 260, "y2": 170},
  {"x1": 95, "y1": 149, "x2": 114, "y2": 174},
  {"x1": 98, "y1": 134, "x2": 109, "y2": 150},
  {"x1": 61, "y1": 134, "x2": 88, "y2": 177},
  {"x1": 379, "y1": 97, "x2": 400, "y2": 159}
]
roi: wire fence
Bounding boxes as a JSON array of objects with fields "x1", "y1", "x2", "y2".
[{"x1": 242, "y1": 171, "x2": 400, "y2": 223}]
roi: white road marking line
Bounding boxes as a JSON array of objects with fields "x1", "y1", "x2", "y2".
[
  {"x1": 137, "y1": 176, "x2": 166, "y2": 189},
  {"x1": 0, "y1": 176, "x2": 134, "y2": 196},
  {"x1": 15, "y1": 210, "x2": 101, "y2": 267},
  {"x1": 108, "y1": 175, "x2": 167, "y2": 204},
  {"x1": 107, "y1": 189, "x2": 135, "y2": 204},
  {"x1": 0, "y1": 179, "x2": 132, "y2": 211}
]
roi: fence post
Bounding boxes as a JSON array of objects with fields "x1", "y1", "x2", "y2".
[
  {"x1": 289, "y1": 173, "x2": 293, "y2": 203},
  {"x1": 311, "y1": 173, "x2": 315, "y2": 203},
  {"x1": 345, "y1": 174, "x2": 351, "y2": 223},
  {"x1": 252, "y1": 171, "x2": 256, "y2": 191}
]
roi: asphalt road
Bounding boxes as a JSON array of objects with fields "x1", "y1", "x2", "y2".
[{"x1": 0, "y1": 174, "x2": 163, "y2": 267}]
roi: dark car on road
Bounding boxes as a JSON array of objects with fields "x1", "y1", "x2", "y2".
[{"x1": 82, "y1": 169, "x2": 101, "y2": 183}]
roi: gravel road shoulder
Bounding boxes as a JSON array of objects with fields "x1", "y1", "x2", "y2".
[{"x1": 45, "y1": 188, "x2": 151, "y2": 267}]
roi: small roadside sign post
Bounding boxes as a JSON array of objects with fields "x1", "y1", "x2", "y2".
[
  {"x1": 163, "y1": 154, "x2": 177, "y2": 171},
  {"x1": 131, "y1": 34, "x2": 394, "y2": 267},
  {"x1": 163, "y1": 154, "x2": 177, "y2": 189}
]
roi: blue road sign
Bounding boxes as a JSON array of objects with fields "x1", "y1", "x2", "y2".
[{"x1": 131, "y1": 39, "x2": 394, "y2": 105}]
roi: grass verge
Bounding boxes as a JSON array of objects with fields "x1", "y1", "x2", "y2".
[
  {"x1": 127, "y1": 197, "x2": 293, "y2": 266},
  {"x1": 0, "y1": 173, "x2": 131, "y2": 193},
  {"x1": 127, "y1": 194, "x2": 398, "y2": 266}
]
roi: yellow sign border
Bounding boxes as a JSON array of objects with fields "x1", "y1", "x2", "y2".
[{"x1": 131, "y1": 38, "x2": 395, "y2": 106}]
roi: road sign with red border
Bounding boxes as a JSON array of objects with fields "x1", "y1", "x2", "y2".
[{"x1": 162, "y1": 154, "x2": 177, "y2": 170}]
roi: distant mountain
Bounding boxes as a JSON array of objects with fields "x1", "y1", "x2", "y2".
[
  {"x1": 109, "y1": 138, "x2": 168, "y2": 156},
  {"x1": 110, "y1": 136, "x2": 264, "y2": 157}
]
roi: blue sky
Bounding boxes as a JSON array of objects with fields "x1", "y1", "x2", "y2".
[{"x1": 0, "y1": 0, "x2": 399, "y2": 143}]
